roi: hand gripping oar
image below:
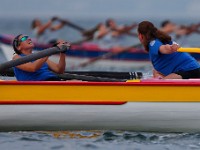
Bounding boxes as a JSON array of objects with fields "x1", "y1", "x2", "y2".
[
  {"x1": 177, "y1": 47, "x2": 200, "y2": 53},
  {"x1": 0, "y1": 45, "x2": 69, "y2": 73},
  {"x1": 71, "y1": 43, "x2": 142, "y2": 69}
]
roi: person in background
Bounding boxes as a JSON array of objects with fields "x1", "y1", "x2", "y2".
[
  {"x1": 137, "y1": 21, "x2": 200, "y2": 79},
  {"x1": 160, "y1": 20, "x2": 177, "y2": 35},
  {"x1": 12, "y1": 34, "x2": 70, "y2": 81},
  {"x1": 106, "y1": 18, "x2": 138, "y2": 37},
  {"x1": 175, "y1": 23, "x2": 200, "y2": 46},
  {"x1": 31, "y1": 17, "x2": 66, "y2": 44},
  {"x1": 91, "y1": 19, "x2": 138, "y2": 51}
]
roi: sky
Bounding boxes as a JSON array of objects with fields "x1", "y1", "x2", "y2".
[{"x1": 0, "y1": 0, "x2": 200, "y2": 20}]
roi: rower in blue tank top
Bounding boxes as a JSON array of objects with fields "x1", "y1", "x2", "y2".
[
  {"x1": 12, "y1": 34, "x2": 69, "y2": 81},
  {"x1": 138, "y1": 21, "x2": 200, "y2": 79},
  {"x1": 14, "y1": 54, "x2": 59, "y2": 81}
]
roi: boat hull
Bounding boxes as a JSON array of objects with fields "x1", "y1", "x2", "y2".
[
  {"x1": 0, "y1": 103, "x2": 200, "y2": 132},
  {"x1": 1, "y1": 80, "x2": 200, "y2": 102},
  {"x1": 1, "y1": 80, "x2": 200, "y2": 132}
]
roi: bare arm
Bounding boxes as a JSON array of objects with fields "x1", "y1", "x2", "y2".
[
  {"x1": 13, "y1": 55, "x2": 48, "y2": 72},
  {"x1": 36, "y1": 20, "x2": 53, "y2": 35},
  {"x1": 94, "y1": 24, "x2": 109, "y2": 39},
  {"x1": 46, "y1": 41, "x2": 69, "y2": 74},
  {"x1": 159, "y1": 44, "x2": 180, "y2": 54},
  {"x1": 47, "y1": 53, "x2": 66, "y2": 74},
  {"x1": 112, "y1": 23, "x2": 138, "y2": 37},
  {"x1": 50, "y1": 21, "x2": 65, "y2": 31}
]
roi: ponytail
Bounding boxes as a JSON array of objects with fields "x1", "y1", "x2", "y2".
[{"x1": 138, "y1": 21, "x2": 171, "y2": 51}]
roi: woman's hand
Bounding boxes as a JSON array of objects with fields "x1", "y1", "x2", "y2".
[
  {"x1": 170, "y1": 44, "x2": 180, "y2": 52},
  {"x1": 159, "y1": 43, "x2": 180, "y2": 54},
  {"x1": 56, "y1": 39, "x2": 71, "y2": 53}
]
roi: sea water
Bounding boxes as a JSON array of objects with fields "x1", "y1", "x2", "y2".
[
  {"x1": 0, "y1": 17, "x2": 200, "y2": 150},
  {"x1": 1, "y1": 131, "x2": 200, "y2": 150}
]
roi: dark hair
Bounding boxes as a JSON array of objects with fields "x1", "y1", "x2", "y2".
[
  {"x1": 12, "y1": 34, "x2": 23, "y2": 54},
  {"x1": 138, "y1": 21, "x2": 171, "y2": 51},
  {"x1": 31, "y1": 19, "x2": 38, "y2": 29},
  {"x1": 105, "y1": 18, "x2": 113, "y2": 27},
  {"x1": 161, "y1": 20, "x2": 171, "y2": 27}
]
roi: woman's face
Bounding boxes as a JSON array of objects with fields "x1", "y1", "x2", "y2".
[{"x1": 17, "y1": 35, "x2": 34, "y2": 53}]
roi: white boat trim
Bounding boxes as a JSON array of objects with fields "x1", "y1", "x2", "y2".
[{"x1": 0, "y1": 102, "x2": 200, "y2": 132}]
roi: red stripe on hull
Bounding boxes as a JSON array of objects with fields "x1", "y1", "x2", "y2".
[{"x1": 0, "y1": 101, "x2": 127, "y2": 105}]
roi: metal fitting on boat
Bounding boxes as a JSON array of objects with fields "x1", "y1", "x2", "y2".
[{"x1": 130, "y1": 72, "x2": 143, "y2": 79}]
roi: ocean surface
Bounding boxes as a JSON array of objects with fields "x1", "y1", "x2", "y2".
[
  {"x1": 1, "y1": 131, "x2": 200, "y2": 150},
  {"x1": 0, "y1": 17, "x2": 200, "y2": 150}
]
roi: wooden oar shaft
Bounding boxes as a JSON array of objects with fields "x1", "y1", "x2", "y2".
[{"x1": 0, "y1": 45, "x2": 69, "y2": 73}]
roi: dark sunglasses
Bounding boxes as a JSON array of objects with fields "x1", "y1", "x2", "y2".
[
  {"x1": 19, "y1": 36, "x2": 29, "y2": 42},
  {"x1": 14, "y1": 35, "x2": 29, "y2": 47}
]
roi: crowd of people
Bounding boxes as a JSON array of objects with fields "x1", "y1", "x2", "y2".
[
  {"x1": 30, "y1": 17, "x2": 200, "y2": 48},
  {"x1": 10, "y1": 17, "x2": 200, "y2": 81}
]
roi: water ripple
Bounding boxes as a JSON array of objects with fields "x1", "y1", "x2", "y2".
[{"x1": 1, "y1": 131, "x2": 200, "y2": 150}]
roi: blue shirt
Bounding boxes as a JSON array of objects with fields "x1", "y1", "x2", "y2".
[
  {"x1": 14, "y1": 54, "x2": 58, "y2": 81},
  {"x1": 149, "y1": 39, "x2": 200, "y2": 76}
]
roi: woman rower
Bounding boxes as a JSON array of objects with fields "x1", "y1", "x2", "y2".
[
  {"x1": 31, "y1": 17, "x2": 66, "y2": 44},
  {"x1": 137, "y1": 21, "x2": 200, "y2": 79},
  {"x1": 12, "y1": 34, "x2": 70, "y2": 81}
]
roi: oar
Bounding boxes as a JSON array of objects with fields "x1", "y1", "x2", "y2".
[
  {"x1": 58, "y1": 73, "x2": 126, "y2": 82},
  {"x1": 71, "y1": 43, "x2": 142, "y2": 69},
  {"x1": 0, "y1": 45, "x2": 69, "y2": 73},
  {"x1": 58, "y1": 18, "x2": 99, "y2": 38},
  {"x1": 71, "y1": 36, "x2": 93, "y2": 45},
  {"x1": 58, "y1": 18, "x2": 85, "y2": 32},
  {"x1": 178, "y1": 47, "x2": 200, "y2": 53},
  {"x1": 1, "y1": 69, "x2": 143, "y2": 80},
  {"x1": 64, "y1": 71, "x2": 143, "y2": 79}
]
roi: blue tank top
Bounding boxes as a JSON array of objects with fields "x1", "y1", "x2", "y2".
[
  {"x1": 149, "y1": 39, "x2": 200, "y2": 76},
  {"x1": 14, "y1": 54, "x2": 58, "y2": 81}
]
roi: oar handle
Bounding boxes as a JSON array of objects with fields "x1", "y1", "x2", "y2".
[{"x1": 0, "y1": 45, "x2": 69, "y2": 73}]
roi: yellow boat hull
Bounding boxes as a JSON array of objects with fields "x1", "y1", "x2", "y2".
[
  {"x1": 1, "y1": 80, "x2": 200, "y2": 103},
  {"x1": 0, "y1": 80, "x2": 200, "y2": 132}
]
